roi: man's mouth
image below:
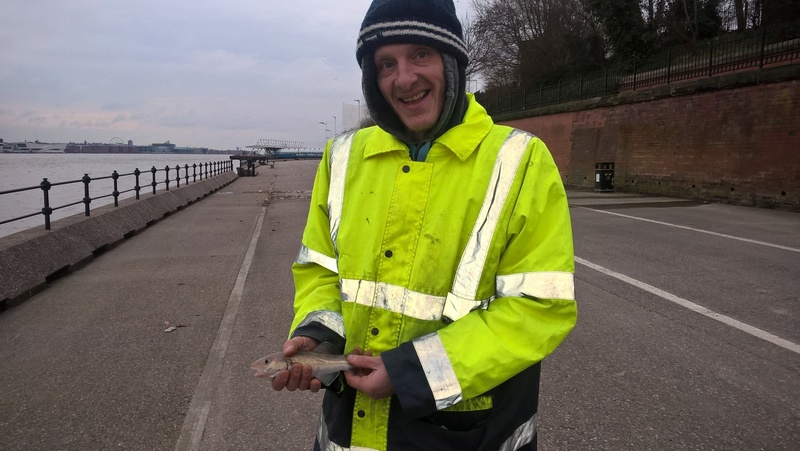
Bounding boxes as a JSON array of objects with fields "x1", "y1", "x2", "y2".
[{"x1": 400, "y1": 90, "x2": 428, "y2": 103}]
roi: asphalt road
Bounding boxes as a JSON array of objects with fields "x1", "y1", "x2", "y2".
[{"x1": 0, "y1": 160, "x2": 797, "y2": 450}]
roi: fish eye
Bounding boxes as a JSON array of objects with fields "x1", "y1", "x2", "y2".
[{"x1": 264, "y1": 358, "x2": 270, "y2": 364}]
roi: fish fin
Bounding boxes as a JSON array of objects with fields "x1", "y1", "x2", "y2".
[
  {"x1": 314, "y1": 341, "x2": 338, "y2": 355},
  {"x1": 311, "y1": 342, "x2": 344, "y2": 387},
  {"x1": 317, "y1": 371, "x2": 341, "y2": 387}
]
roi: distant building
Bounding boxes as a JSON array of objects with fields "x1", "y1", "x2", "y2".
[
  {"x1": 65, "y1": 140, "x2": 214, "y2": 154},
  {"x1": 147, "y1": 141, "x2": 174, "y2": 152}
]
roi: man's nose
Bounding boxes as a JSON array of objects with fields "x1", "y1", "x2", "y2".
[{"x1": 395, "y1": 59, "x2": 417, "y2": 88}]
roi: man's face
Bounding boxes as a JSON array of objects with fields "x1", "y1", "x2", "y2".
[{"x1": 374, "y1": 44, "x2": 446, "y2": 141}]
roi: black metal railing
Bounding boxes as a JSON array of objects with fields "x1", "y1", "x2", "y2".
[
  {"x1": 479, "y1": 20, "x2": 800, "y2": 116},
  {"x1": 0, "y1": 160, "x2": 234, "y2": 231}
]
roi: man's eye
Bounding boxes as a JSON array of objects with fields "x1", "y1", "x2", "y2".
[{"x1": 416, "y1": 50, "x2": 428, "y2": 59}]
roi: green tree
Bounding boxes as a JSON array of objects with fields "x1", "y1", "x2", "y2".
[
  {"x1": 586, "y1": 0, "x2": 651, "y2": 60},
  {"x1": 469, "y1": 0, "x2": 606, "y2": 91},
  {"x1": 663, "y1": 0, "x2": 724, "y2": 47}
]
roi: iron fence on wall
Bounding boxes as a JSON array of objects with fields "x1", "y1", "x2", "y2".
[
  {"x1": 479, "y1": 21, "x2": 800, "y2": 116},
  {"x1": 0, "y1": 160, "x2": 233, "y2": 231}
]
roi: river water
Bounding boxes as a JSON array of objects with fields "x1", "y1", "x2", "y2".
[{"x1": 0, "y1": 153, "x2": 233, "y2": 238}]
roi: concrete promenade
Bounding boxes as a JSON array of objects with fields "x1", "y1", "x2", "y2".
[{"x1": 0, "y1": 159, "x2": 798, "y2": 450}]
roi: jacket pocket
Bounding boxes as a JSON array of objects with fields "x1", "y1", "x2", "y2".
[{"x1": 388, "y1": 398, "x2": 493, "y2": 450}]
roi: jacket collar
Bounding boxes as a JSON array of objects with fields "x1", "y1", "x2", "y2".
[{"x1": 363, "y1": 93, "x2": 494, "y2": 162}]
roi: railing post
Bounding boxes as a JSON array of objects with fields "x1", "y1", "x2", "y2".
[
  {"x1": 557, "y1": 79, "x2": 561, "y2": 103},
  {"x1": 184, "y1": 164, "x2": 190, "y2": 185},
  {"x1": 134, "y1": 168, "x2": 141, "y2": 200},
  {"x1": 708, "y1": 40, "x2": 714, "y2": 77},
  {"x1": 41, "y1": 178, "x2": 52, "y2": 230},
  {"x1": 82, "y1": 174, "x2": 92, "y2": 216},
  {"x1": 151, "y1": 166, "x2": 157, "y2": 195},
  {"x1": 164, "y1": 165, "x2": 171, "y2": 191},
  {"x1": 112, "y1": 170, "x2": 120, "y2": 207},
  {"x1": 193, "y1": 163, "x2": 197, "y2": 182},
  {"x1": 666, "y1": 50, "x2": 672, "y2": 84},
  {"x1": 175, "y1": 164, "x2": 181, "y2": 188},
  {"x1": 759, "y1": 25, "x2": 767, "y2": 69}
]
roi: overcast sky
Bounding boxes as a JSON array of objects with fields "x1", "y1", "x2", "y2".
[{"x1": 0, "y1": 0, "x2": 474, "y2": 150}]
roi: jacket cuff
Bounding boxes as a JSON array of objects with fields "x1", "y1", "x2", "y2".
[
  {"x1": 383, "y1": 341, "x2": 437, "y2": 419},
  {"x1": 291, "y1": 323, "x2": 346, "y2": 354}
]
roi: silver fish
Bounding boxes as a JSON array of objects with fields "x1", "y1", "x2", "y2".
[{"x1": 250, "y1": 349, "x2": 355, "y2": 386}]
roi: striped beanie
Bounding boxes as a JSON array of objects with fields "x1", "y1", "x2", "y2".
[{"x1": 356, "y1": 0, "x2": 468, "y2": 67}]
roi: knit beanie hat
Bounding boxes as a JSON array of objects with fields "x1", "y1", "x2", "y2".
[
  {"x1": 356, "y1": 0, "x2": 468, "y2": 68},
  {"x1": 357, "y1": 0, "x2": 469, "y2": 144}
]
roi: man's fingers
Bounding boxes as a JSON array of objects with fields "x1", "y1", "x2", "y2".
[
  {"x1": 285, "y1": 363, "x2": 303, "y2": 391},
  {"x1": 283, "y1": 336, "x2": 306, "y2": 356},
  {"x1": 271, "y1": 370, "x2": 289, "y2": 391},
  {"x1": 347, "y1": 354, "x2": 379, "y2": 370},
  {"x1": 298, "y1": 365, "x2": 315, "y2": 390},
  {"x1": 284, "y1": 336, "x2": 320, "y2": 356}
]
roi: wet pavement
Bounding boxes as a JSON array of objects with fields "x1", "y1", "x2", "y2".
[{"x1": 0, "y1": 160, "x2": 797, "y2": 450}]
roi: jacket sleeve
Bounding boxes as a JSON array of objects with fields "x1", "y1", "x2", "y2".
[
  {"x1": 289, "y1": 142, "x2": 346, "y2": 352},
  {"x1": 384, "y1": 137, "x2": 577, "y2": 417}
]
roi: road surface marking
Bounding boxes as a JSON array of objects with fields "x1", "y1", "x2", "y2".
[
  {"x1": 574, "y1": 206, "x2": 800, "y2": 253},
  {"x1": 576, "y1": 256, "x2": 800, "y2": 356},
  {"x1": 175, "y1": 201, "x2": 268, "y2": 451}
]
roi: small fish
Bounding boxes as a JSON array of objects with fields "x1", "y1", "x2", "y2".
[{"x1": 250, "y1": 345, "x2": 355, "y2": 386}]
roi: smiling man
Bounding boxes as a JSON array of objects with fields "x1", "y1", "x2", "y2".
[
  {"x1": 374, "y1": 44, "x2": 446, "y2": 141},
  {"x1": 270, "y1": 1, "x2": 578, "y2": 450}
]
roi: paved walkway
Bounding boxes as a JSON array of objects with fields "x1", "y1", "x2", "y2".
[
  {"x1": 0, "y1": 160, "x2": 322, "y2": 450},
  {"x1": 1, "y1": 160, "x2": 798, "y2": 450}
]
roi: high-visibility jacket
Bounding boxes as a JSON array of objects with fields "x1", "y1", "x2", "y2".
[{"x1": 290, "y1": 94, "x2": 577, "y2": 451}]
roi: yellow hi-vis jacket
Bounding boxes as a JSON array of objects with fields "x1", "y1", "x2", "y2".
[{"x1": 290, "y1": 94, "x2": 577, "y2": 451}]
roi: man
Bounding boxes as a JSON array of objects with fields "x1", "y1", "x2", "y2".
[{"x1": 272, "y1": 0, "x2": 577, "y2": 449}]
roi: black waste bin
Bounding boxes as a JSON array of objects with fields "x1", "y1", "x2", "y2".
[{"x1": 595, "y1": 162, "x2": 614, "y2": 192}]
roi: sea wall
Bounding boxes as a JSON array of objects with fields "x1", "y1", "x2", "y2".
[
  {"x1": 0, "y1": 171, "x2": 238, "y2": 306},
  {"x1": 498, "y1": 65, "x2": 800, "y2": 211}
]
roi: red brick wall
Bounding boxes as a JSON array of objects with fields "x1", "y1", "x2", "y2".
[{"x1": 502, "y1": 79, "x2": 800, "y2": 211}]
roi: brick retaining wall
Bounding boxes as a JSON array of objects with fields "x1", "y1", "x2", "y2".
[{"x1": 500, "y1": 66, "x2": 800, "y2": 211}]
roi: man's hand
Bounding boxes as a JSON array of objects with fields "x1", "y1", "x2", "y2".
[
  {"x1": 271, "y1": 336, "x2": 322, "y2": 393},
  {"x1": 344, "y1": 350, "x2": 395, "y2": 400}
]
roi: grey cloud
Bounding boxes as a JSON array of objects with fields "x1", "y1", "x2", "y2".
[{"x1": 0, "y1": 0, "x2": 472, "y2": 149}]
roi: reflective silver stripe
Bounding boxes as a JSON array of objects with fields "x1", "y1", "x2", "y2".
[
  {"x1": 317, "y1": 410, "x2": 378, "y2": 451},
  {"x1": 327, "y1": 133, "x2": 355, "y2": 256},
  {"x1": 296, "y1": 244, "x2": 339, "y2": 274},
  {"x1": 444, "y1": 291, "x2": 491, "y2": 318},
  {"x1": 498, "y1": 413, "x2": 537, "y2": 451},
  {"x1": 339, "y1": 279, "x2": 446, "y2": 321},
  {"x1": 297, "y1": 310, "x2": 346, "y2": 340},
  {"x1": 413, "y1": 333, "x2": 462, "y2": 410},
  {"x1": 496, "y1": 272, "x2": 575, "y2": 300},
  {"x1": 445, "y1": 130, "x2": 532, "y2": 322}
]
